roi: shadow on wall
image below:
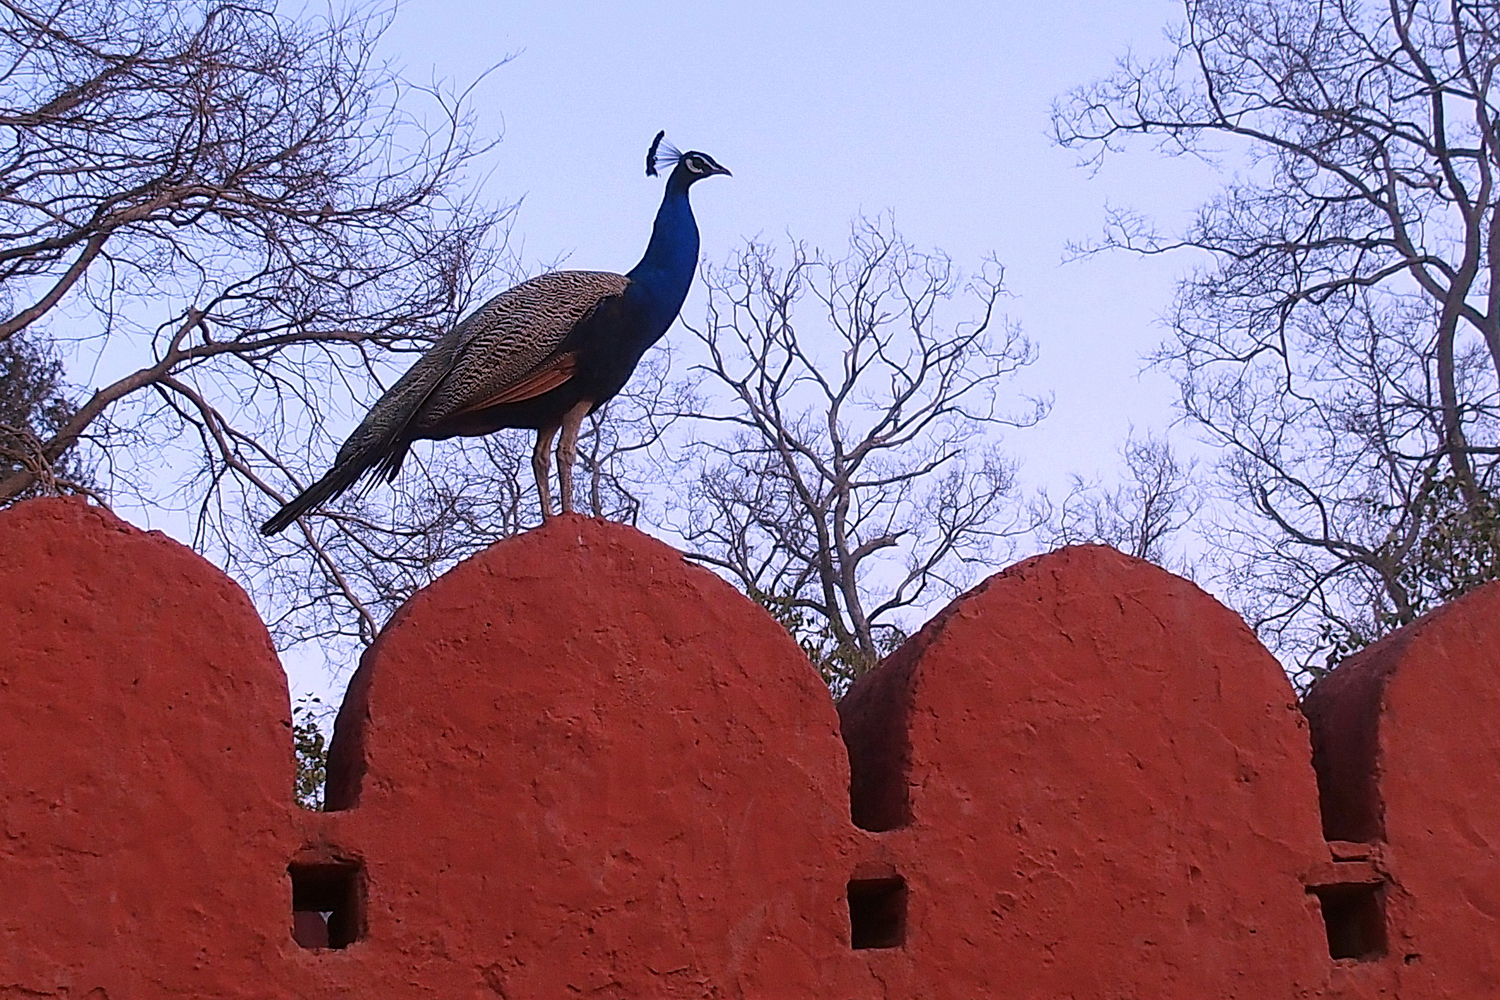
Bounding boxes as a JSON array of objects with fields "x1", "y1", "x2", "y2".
[{"x1": 2, "y1": 495, "x2": 1498, "y2": 998}]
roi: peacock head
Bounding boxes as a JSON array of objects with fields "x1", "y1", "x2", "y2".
[{"x1": 646, "y1": 131, "x2": 731, "y2": 184}]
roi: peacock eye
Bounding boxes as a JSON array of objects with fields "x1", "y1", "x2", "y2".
[{"x1": 686, "y1": 157, "x2": 705, "y2": 173}]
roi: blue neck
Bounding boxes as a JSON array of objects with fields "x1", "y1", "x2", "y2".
[{"x1": 626, "y1": 170, "x2": 699, "y2": 338}]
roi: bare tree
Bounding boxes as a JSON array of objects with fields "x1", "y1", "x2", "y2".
[
  {"x1": 575, "y1": 349, "x2": 692, "y2": 526},
  {"x1": 0, "y1": 0, "x2": 531, "y2": 653},
  {"x1": 668, "y1": 218, "x2": 1046, "y2": 692},
  {"x1": 1054, "y1": 0, "x2": 1500, "y2": 682},
  {"x1": 1032, "y1": 431, "x2": 1200, "y2": 568}
]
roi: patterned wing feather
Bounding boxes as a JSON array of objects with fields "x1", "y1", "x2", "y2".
[
  {"x1": 260, "y1": 270, "x2": 631, "y2": 536},
  {"x1": 415, "y1": 270, "x2": 629, "y2": 428},
  {"x1": 462, "y1": 352, "x2": 579, "y2": 410},
  {"x1": 320, "y1": 328, "x2": 465, "y2": 473}
]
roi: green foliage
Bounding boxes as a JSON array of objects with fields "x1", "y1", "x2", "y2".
[
  {"x1": 753, "y1": 591, "x2": 906, "y2": 699},
  {"x1": 1313, "y1": 473, "x2": 1500, "y2": 683},
  {"x1": 1400, "y1": 475, "x2": 1500, "y2": 612},
  {"x1": 0, "y1": 333, "x2": 83, "y2": 498},
  {"x1": 293, "y1": 695, "x2": 329, "y2": 810}
]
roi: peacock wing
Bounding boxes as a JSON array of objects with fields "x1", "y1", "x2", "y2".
[
  {"x1": 325, "y1": 326, "x2": 467, "y2": 473},
  {"x1": 415, "y1": 270, "x2": 631, "y2": 426}
]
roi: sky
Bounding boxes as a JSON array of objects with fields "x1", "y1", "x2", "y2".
[{"x1": 268, "y1": 1, "x2": 1226, "y2": 704}]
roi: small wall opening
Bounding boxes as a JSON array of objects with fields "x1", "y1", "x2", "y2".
[
  {"x1": 290, "y1": 860, "x2": 363, "y2": 949},
  {"x1": 1310, "y1": 883, "x2": 1386, "y2": 961},
  {"x1": 848, "y1": 876, "x2": 907, "y2": 949}
]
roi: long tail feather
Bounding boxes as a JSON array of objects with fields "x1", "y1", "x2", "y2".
[{"x1": 259, "y1": 457, "x2": 375, "y2": 536}]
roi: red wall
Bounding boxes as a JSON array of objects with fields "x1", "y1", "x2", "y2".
[{"x1": 2, "y1": 496, "x2": 1497, "y2": 998}]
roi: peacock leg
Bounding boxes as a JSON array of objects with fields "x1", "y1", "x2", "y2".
[
  {"x1": 556, "y1": 398, "x2": 593, "y2": 514},
  {"x1": 532, "y1": 423, "x2": 559, "y2": 518}
]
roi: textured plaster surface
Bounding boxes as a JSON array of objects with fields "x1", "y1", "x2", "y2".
[
  {"x1": 1303, "y1": 582, "x2": 1500, "y2": 999},
  {"x1": 3, "y1": 498, "x2": 1498, "y2": 997}
]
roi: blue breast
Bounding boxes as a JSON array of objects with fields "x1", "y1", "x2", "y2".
[{"x1": 625, "y1": 174, "x2": 701, "y2": 343}]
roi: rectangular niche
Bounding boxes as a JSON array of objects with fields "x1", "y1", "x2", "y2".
[
  {"x1": 848, "y1": 875, "x2": 907, "y2": 950},
  {"x1": 1310, "y1": 882, "x2": 1386, "y2": 961},
  {"x1": 289, "y1": 859, "x2": 364, "y2": 949}
]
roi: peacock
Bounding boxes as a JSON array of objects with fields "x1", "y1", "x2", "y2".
[{"x1": 260, "y1": 133, "x2": 729, "y2": 536}]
